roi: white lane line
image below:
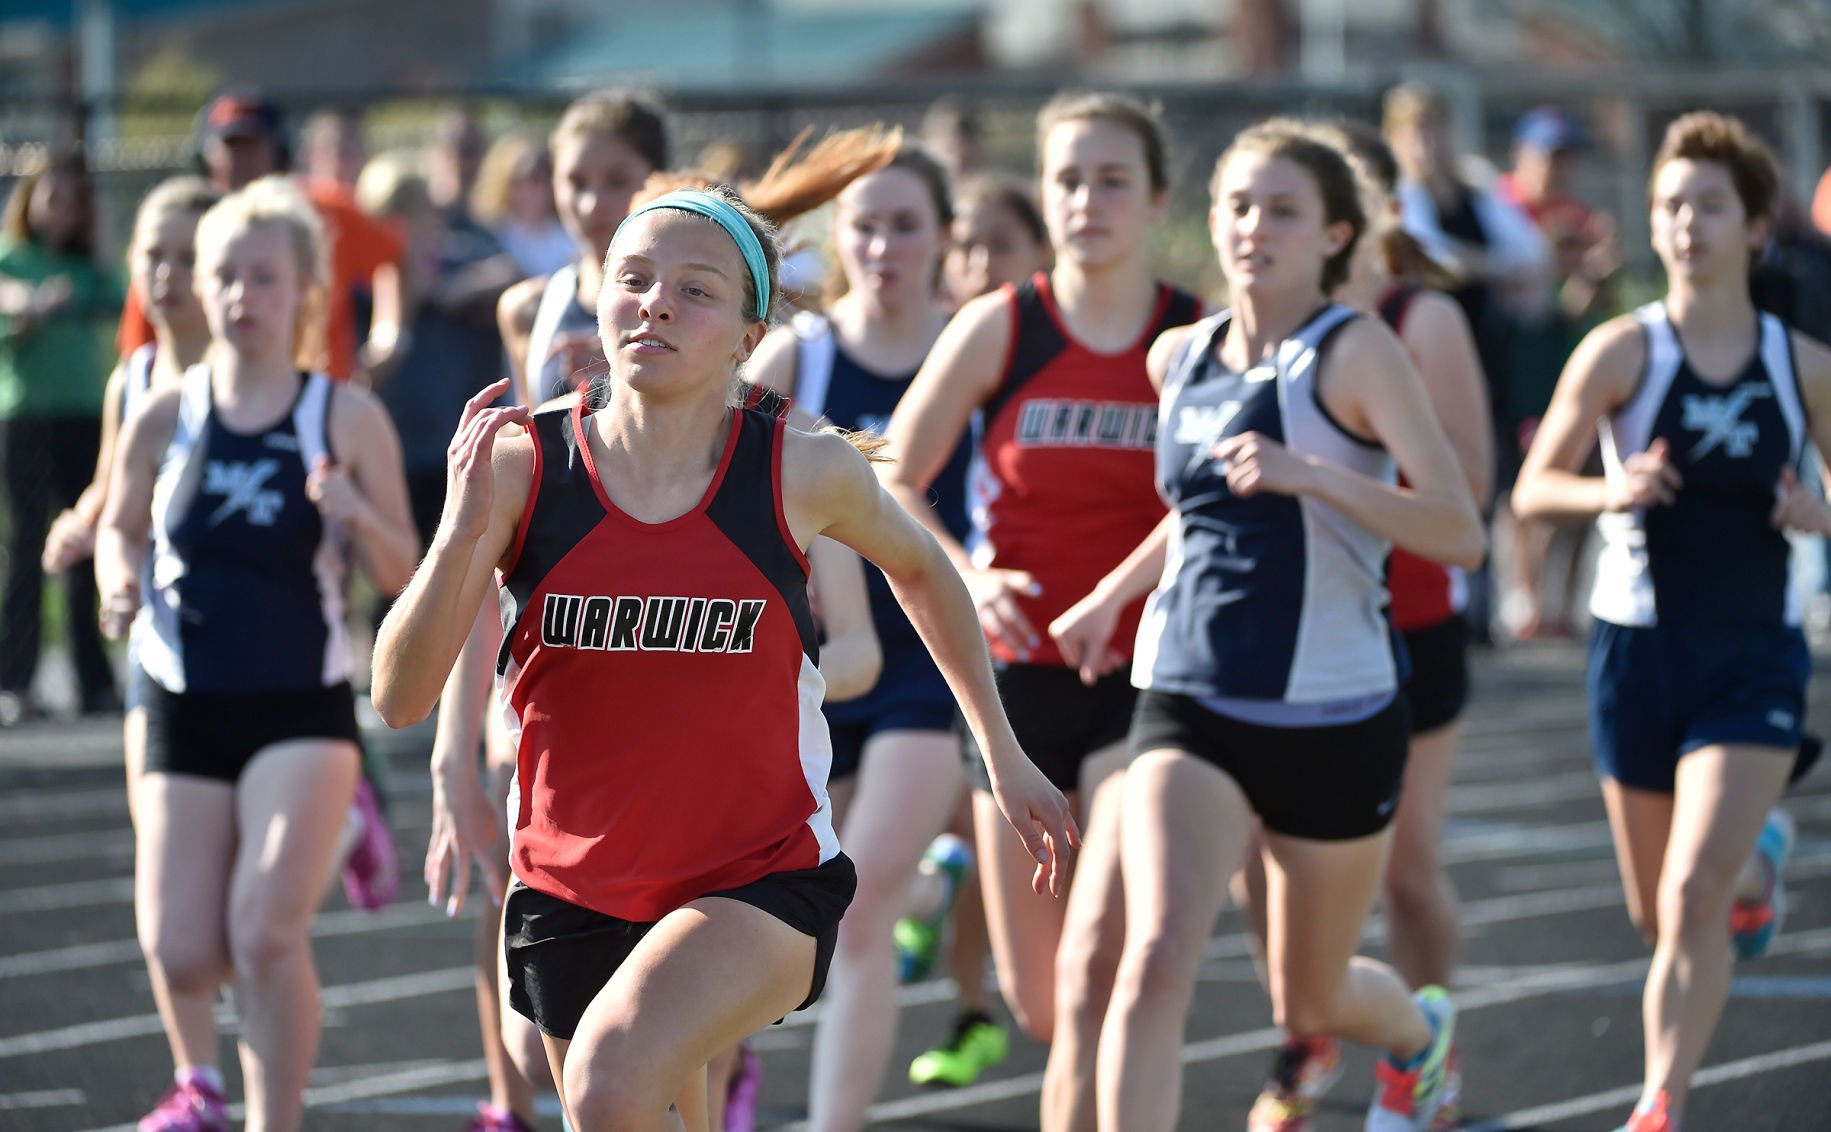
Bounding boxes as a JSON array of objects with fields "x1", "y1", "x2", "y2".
[
  {"x1": 0, "y1": 966, "x2": 476, "y2": 1059},
  {"x1": 154, "y1": 921, "x2": 1825, "y2": 1131},
  {"x1": 0, "y1": 828, "x2": 133, "y2": 865},
  {"x1": 13, "y1": 850, "x2": 1829, "y2": 1057},
  {"x1": 1448, "y1": 772, "x2": 1601, "y2": 813},
  {"x1": 0, "y1": 788, "x2": 126, "y2": 822},
  {"x1": 0, "y1": 1088, "x2": 85, "y2": 1110},
  {"x1": 0, "y1": 811, "x2": 435, "y2": 864},
  {"x1": 76, "y1": 1060, "x2": 496, "y2": 1132},
  {"x1": 0, "y1": 877, "x2": 132, "y2": 915},
  {"x1": 1462, "y1": 1039, "x2": 1831, "y2": 1131},
  {"x1": 0, "y1": 899, "x2": 452, "y2": 979},
  {"x1": 785, "y1": 925, "x2": 1831, "y2": 1129},
  {"x1": 0, "y1": 770, "x2": 436, "y2": 830}
]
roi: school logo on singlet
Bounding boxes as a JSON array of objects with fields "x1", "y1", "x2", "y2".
[
  {"x1": 1172, "y1": 402, "x2": 1242, "y2": 447},
  {"x1": 540, "y1": 593, "x2": 766, "y2": 653},
  {"x1": 1682, "y1": 385, "x2": 1770, "y2": 459},
  {"x1": 204, "y1": 459, "x2": 285, "y2": 526},
  {"x1": 1016, "y1": 400, "x2": 1156, "y2": 449}
]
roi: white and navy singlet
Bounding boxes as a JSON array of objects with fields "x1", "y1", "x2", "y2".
[
  {"x1": 525, "y1": 263, "x2": 603, "y2": 405},
  {"x1": 1135, "y1": 305, "x2": 1399, "y2": 704},
  {"x1": 792, "y1": 313, "x2": 973, "y2": 643},
  {"x1": 122, "y1": 342, "x2": 158, "y2": 421},
  {"x1": 135, "y1": 366, "x2": 350, "y2": 694},
  {"x1": 1591, "y1": 302, "x2": 1809, "y2": 629}
]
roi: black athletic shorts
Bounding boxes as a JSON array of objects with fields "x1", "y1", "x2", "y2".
[
  {"x1": 964, "y1": 664, "x2": 1136, "y2": 793},
  {"x1": 1401, "y1": 616, "x2": 1470, "y2": 735},
  {"x1": 1129, "y1": 690, "x2": 1411, "y2": 841},
  {"x1": 503, "y1": 853, "x2": 857, "y2": 1041},
  {"x1": 141, "y1": 675, "x2": 361, "y2": 783}
]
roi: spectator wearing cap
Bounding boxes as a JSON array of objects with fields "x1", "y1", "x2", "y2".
[
  {"x1": 111, "y1": 88, "x2": 406, "y2": 385},
  {"x1": 1496, "y1": 108, "x2": 1621, "y2": 324},
  {"x1": 1384, "y1": 82, "x2": 1551, "y2": 391},
  {"x1": 1385, "y1": 82, "x2": 1551, "y2": 643},
  {"x1": 1492, "y1": 107, "x2": 1622, "y2": 642}
]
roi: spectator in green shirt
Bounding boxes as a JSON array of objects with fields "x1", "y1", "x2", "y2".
[{"x1": 0, "y1": 147, "x2": 122, "y2": 722}]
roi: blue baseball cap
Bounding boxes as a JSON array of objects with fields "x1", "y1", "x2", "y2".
[
  {"x1": 1514, "y1": 107, "x2": 1585, "y2": 153},
  {"x1": 201, "y1": 87, "x2": 284, "y2": 144}
]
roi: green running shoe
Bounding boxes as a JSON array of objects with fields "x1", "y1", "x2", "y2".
[
  {"x1": 894, "y1": 834, "x2": 971, "y2": 983},
  {"x1": 908, "y1": 1010, "x2": 1009, "y2": 1087}
]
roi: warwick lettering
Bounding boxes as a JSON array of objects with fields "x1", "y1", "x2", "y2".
[{"x1": 540, "y1": 594, "x2": 766, "y2": 653}]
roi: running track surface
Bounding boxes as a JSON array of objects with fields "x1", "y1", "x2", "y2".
[{"x1": 2, "y1": 643, "x2": 1827, "y2": 1130}]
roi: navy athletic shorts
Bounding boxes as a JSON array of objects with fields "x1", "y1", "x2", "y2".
[{"x1": 1588, "y1": 620, "x2": 1812, "y2": 792}]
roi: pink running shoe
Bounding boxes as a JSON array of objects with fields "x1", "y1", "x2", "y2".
[
  {"x1": 1615, "y1": 1090, "x2": 1674, "y2": 1132},
  {"x1": 463, "y1": 1102, "x2": 534, "y2": 1132},
  {"x1": 724, "y1": 1043, "x2": 763, "y2": 1132},
  {"x1": 342, "y1": 777, "x2": 399, "y2": 911},
  {"x1": 138, "y1": 1079, "x2": 229, "y2": 1132}
]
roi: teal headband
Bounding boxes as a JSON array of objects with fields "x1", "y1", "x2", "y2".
[{"x1": 614, "y1": 189, "x2": 772, "y2": 320}]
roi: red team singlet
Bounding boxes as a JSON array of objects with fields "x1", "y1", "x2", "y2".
[
  {"x1": 973, "y1": 273, "x2": 1201, "y2": 666},
  {"x1": 495, "y1": 398, "x2": 837, "y2": 921},
  {"x1": 1378, "y1": 282, "x2": 1464, "y2": 632}
]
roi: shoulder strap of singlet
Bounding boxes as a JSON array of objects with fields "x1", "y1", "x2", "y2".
[
  {"x1": 1155, "y1": 285, "x2": 1202, "y2": 337},
  {"x1": 1377, "y1": 282, "x2": 1425, "y2": 336},
  {"x1": 983, "y1": 276, "x2": 1062, "y2": 424},
  {"x1": 741, "y1": 383, "x2": 793, "y2": 419},
  {"x1": 525, "y1": 262, "x2": 582, "y2": 401},
  {"x1": 1600, "y1": 302, "x2": 1684, "y2": 478},
  {"x1": 294, "y1": 372, "x2": 335, "y2": 472},
  {"x1": 703, "y1": 409, "x2": 818, "y2": 659},
  {"x1": 176, "y1": 362, "x2": 213, "y2": 442},
  {"x1": 1278, "y1": 303, "x2": 1360, "y2": 375},
  {"x1": 1164, "y1": 309, "x2": 1232, "y2": 402},
  {"x1": 790, "y1": 309, "x2": 837, "y2": 418},
  {"x1": 123, "y1": 343, "x2": 158, "y2": 420},
  {"x1": 1757, "y1": 311, "x2": 1810, "y2": 468}
]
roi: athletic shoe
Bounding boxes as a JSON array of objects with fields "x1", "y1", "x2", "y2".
[
  {"x1": 908, "y1": 1010, "x2": 1010, "y2": 1087},
  {"x1": 1614, "y1": 1090, "x2": 1673, "y2": 1132},
  {"x1": 1732, "y1": 808, "x2": 1795, "y2": 960},
  {"x1": 341, "y1": 777, "x2": 399, "y2": 911},
  {"x1": 138, "y1": 1079, "x2": 229, "y2": 1132},
  {"x1": 1432, "y1": 1047, "x2": 1463, "y2": 1131},
  {"x1": 1248, "y1": 1088, "x2": 1314, "y2": 1132},
  {"x1": 894, "y1": 834, "x2": 971, "y2": 984},
  {"x1": 1249, "y1": 1036, "x2": 1344, "y2": 1130},
  {"x1": 1292, "y1": 1035, "x2": 1343, "y2": 1100},
  {"x1": 724, "y1": 1042, "x2": 762, "y2": 1132},
  {"x1": 463, "y1": 1102, "x2": 534, "y2": 1132},
  {"x1": 1366, "y1": 986, "x2": 1457, "y2": 1132}
]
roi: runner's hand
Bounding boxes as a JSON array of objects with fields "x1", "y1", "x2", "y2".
[
  {"x1": 306, "y1": 455, "x2": 364, "y2": 524},
  {"x1": 1771, "y1": 467, "x2": 1831, "y2": 535},
  {"x1": 425, "y1": 758, "x2": 508, "y2": 917},
  {"x1": 99, "y1": 579, "x2": 140, "y2": 641},
  {"x1": 42, "y1": 508, "x2": 96, "y2": 574},
  {"x1": 986, "y1": 752, "x2": 1080, "y2": 897},
  {"x1": 964, "y1": 566, "x2": 1043, "y2": 660},
  {"x1": 443, "y1": 378, "x2": 530, "y2": 545},
  {"x1": 1050, "y1": 590, "x2": 1128, "y2": 687},
  {"x1": 1211, "y1": 431, "x2": 1316, "y2": 499},
  {"x1": 1606, "y1": 438, "x2": 1681, "y2": 511}
]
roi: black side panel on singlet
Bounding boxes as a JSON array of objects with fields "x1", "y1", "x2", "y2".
[
  {"x1": 983, "y1": 278, "x2": 1201, "y2": 426},
  {"x1": 499, "y1": 408, "x2": 607, "y2": 673},
  {"x1": 984, "y1": 279, "x2": 1069, "y2": 425},
  {"x1": 704, "y1": 410, "x2": 819, "y2": 662}
]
